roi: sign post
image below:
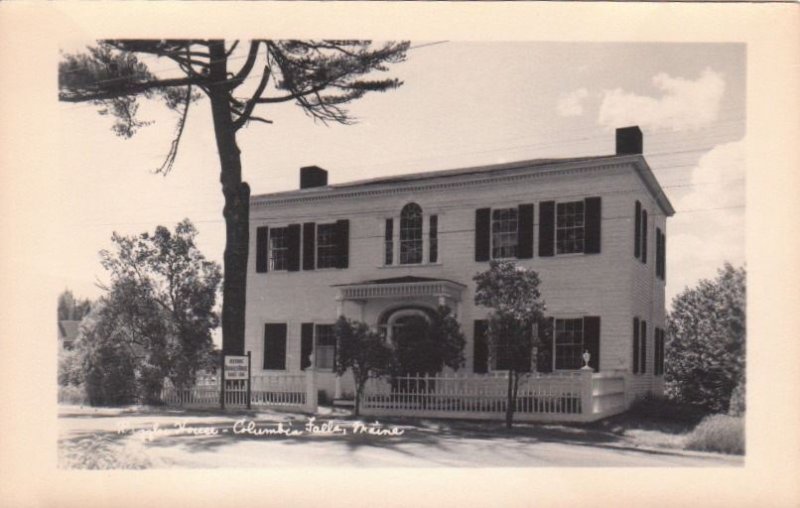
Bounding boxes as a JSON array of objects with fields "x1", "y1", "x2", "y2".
[{"x1": 224, "y1": 355, "x2": 249, "y2": 408}]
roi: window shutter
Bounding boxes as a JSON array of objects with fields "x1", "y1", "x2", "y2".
[
  {"x1": 641, "y1": 210, "x2": 648, "y2": 264},
  {"x1": 517, "y1": 204, "x2": 534, "y2": 259},
  {"x1": 584, "y1": 197, "x2": 602, "y2": 254},
  {"x1": 286, "y1": 224, "x2": 301, "y2": 272},
  {"x1": 655, "y1": 227, "x2": 662, "y2": 277},
  {"x1": 536, "y1": 317, "x2": 554, "y2": 373},
  {"x1": 662, "y1": 231, "x2": 667, "y2": 279},
  {"x1": 640, "y1": 320, "x2": 647, "y2": 374},
  {"x1": 301, "y1": 323, "x2": 314, "y2": 370},
  {"x1": 473, "y1": 320, "x2": 489, "y2": 374},
  {"x1": 302, "y1": 223, "x2": 316, "y2": 271},
  {"x1": 475, "y1": 208, "x2": 491, "y2": 262},
  {"x1": 584, "y1": 316, "x2": 601, "y2": 372},
  {"x1": 538, "y1": 201, "x2": 555, "y2": 257},
  {"x1": 633, "y1": 317, "x2": 640, "y2": 374},
  {"x1": 263, "y1": 323, "x2": 287, "y2": 370},
  {"x1": 429, "y1": 215, "x2": 438, "y2": 263},
  {"x1": 256, "y1": 226, "x2": 269, "y2": 273},
  {"x1": 634, "y1": 201, "x2": 641, "y2": 259},
  {"x1": 336, "y1": 219, "x2": 349, "y2": 268}
]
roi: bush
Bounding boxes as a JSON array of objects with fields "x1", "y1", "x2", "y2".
[
  {"x1": 685, "y1": 414, "x2": 745, "y2": 455},
  {"x1": 628, "y1": 395, "x2": 708, "y2": 429},
  {"x1": 58, "y1": 384, "x2": 88, "y2": 405},
  {"x1": 728, "y1": 382, "x2": 746, "y2": 416}
]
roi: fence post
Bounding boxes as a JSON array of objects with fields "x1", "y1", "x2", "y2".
[
  {"x1": 246, "y1": 351, "x2": 252, "y2": 410},
  {"x1": 305, "y1": 367, "x2": 317, "y2": 413},
  {"x1": 580, "y1": 367, "x2": 594, "y2": 421}
]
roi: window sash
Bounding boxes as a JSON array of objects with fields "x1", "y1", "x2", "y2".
[
  {"x1": 316, "y1": 223, "x2": 338, "y2": 269},
  {"x1": 491, "y1": 208, "x2": 518, "y2": 259},
  {"x1": 554, "y1": 318, "x2": 584, "y2": 370},
  {"x1": 400, "y1": 204, "x2": 423, "y2": 264},
  {"x1": 315, "y1": 324, "x2": 336, "y2": 370},
  {"x1": 269, "y1": 227, "x2": 288, "y2": 271},
  {"x1": 556, "y1": 201, "x2": 585, "y2": 254}
]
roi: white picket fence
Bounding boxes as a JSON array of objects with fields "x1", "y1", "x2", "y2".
[
  {"x1": 160, "y1": 371, "x2": 316, "y2": 413},
  {"x1": 361, "y1": 370, "x2": 627, "y2": 422}
]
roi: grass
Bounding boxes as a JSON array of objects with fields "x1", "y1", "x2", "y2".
[
  {"x1": 588, "y1": 396, "x2": 744, "y2": 455},
  {"x1": 685, "y1": 414, "x2": 745, "y2": 455}
]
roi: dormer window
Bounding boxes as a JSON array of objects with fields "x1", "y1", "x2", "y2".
[{"x1": 399, "y1": 203, "x2": 423, "y2": 265}]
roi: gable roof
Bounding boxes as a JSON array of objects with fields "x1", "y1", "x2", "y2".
[{"x1": 251, "y1": 153, "x2": 675, "y2": 216}]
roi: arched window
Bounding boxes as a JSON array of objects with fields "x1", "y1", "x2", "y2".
[{"x1": 399, "y1": 203, "x2": 423, "y2": 264}]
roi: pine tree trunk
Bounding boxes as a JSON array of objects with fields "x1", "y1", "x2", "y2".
[{"x1": 208, "y1": 41, "x2": 249, "y2": 356}]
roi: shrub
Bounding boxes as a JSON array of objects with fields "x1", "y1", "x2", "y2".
[
  {"x1": 685, "y1": 414, "x2": 745, "y2": 455},
  {"x1": 728, "y1": 382, "x2": 746, "y2": 416}
]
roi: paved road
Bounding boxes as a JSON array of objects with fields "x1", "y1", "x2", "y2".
[{"x1": 58, "y1": 406, "x2": 742, "y2": 468}]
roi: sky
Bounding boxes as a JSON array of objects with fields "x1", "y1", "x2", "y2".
[{"x1": 56, "y1": 41, "x2": 746, "y2": 312}]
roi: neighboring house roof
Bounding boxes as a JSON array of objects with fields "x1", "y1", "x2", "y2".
[
  {"x1": 58, "y1": 320, "x2": 81, "y2": 342},
  {"x1": 251, "y1": 153, "x2": 675, "y2": 216}
]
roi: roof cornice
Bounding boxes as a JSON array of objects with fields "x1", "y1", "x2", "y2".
[{"x1": 251, "y1": 155, "x2": 675, "y2": 217}]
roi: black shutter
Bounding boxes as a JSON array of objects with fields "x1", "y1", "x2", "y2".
[
  {"x1": 655, "y1": 227, "x2": 661, "y2": 277},
  {"x1": 641, "y1": 210, "x2": 648, "y2": 264},
  {"x1": 301, "y1": 323, "x2": 314, "y2": 370},
  {"x1": 303, "y1": 223, "x2": 316, "y2": 271},
  {"x1": 336, "y1": 219, "x2": 349, "y2": 268},
  {"x1": 475, "y1": 208, "x2": 491, "y2": 262},
  {"x1": 536, "y1": 317, "x2": 554, "y2": 373},
  {"x1": 584, "y1": 197, "x2": 602, "y2": 254},
  {"x1": 263, "y1": 323, "x2": 287, "y2": 370},
  {"x1": 640, "y1": 320, "x2": 647, "y2": 374},
  {"x1": 654, "y1": 329, "x2": 660, "y2": 376},
  {"x1": 633, "y1": 317, "x2": 640, "y2": 374},
  {"x1": 287, "y1": 224, "x2": 301, "y2": 272},
  {"x1": 584, "y1": 316, "x2": 600, "y2": 372},
  {"x1": 538, "y1": 201, "x2": 555, "y2": 257},
  {"x1": 517, "y1": 204, "x2": 534, "y2": 259},
  {"x1": 256, "y1": 226, "x2": 269, "y2": 273},
  {"x1": 662, "y1": 231, "x2": 667, "y2": 279},
  {"x1": 473, "y1": 320, "x2": 489, "y2": 374},
  {"x1": 634, "y1": 201, "x2": 641, "y2": 259}
]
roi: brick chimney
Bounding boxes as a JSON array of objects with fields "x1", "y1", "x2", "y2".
[
  {"x1": 300, "y1": 165, "x2": 328, "y2": 189},
  {"x1": 616, "y1": 126, "x2": 643, "y2": 155}
]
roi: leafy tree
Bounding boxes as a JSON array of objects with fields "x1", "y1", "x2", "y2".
[
  {"x1": 666, "y1": 263, "x2": 746, "y2": 413},
  {"x1": 474, "y1": 260, "x2": 547, "y2": 428},
  {"x1": 334, "y1": 316, "x2": 394, "y2": 417},
  {"x1": 59, "y1": 40, "x2": 409, "y2": 356},
  {"x1": 74, "y1": 219, "x2": 221, "y2": 405},
  {"x1": 392, "y1": 305, "x2": 466, "y2": 377},
  {"x1": 57, "y1": 289, "x2": 92, "y2": 321}
]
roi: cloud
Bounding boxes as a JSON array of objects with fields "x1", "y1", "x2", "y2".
[
  {"x1": 556, "y1": 88, "x2": 589, "y2": 117},
  {"x1": 598, "y1": 68, "x2": 726, "y2": 131},
  {"x1": 665, "y1": 140, "x2": 745, "y2": 303}
]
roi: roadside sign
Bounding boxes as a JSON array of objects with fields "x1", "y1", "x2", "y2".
[{"x1": 224, "y1": 355, "x2": 249, "y2": 380}]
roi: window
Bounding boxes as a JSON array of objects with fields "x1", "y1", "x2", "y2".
[
  {"x1": 556, "y1": 201, "x2": 585, "y2": 254},
  {"x1": 555, "y1": 318, "x2": 584, "y2": 370},
  {"x1": 429, "y1": 215, "x2": 438, "y2": 263},
  {"x1": 269, "y1": 227, "x2": 288, "y2": 271},
  {"x1": 315, "y1": 324, "x2": 336, "y2": 370},
  {"x1": 491, "y1": 208, "x2": 518, "y2": 259},
  {"x1": 384, "y1": 218, "x2": 394, "y2": 265},
  {"x1": 263, "y1": 323, "x2": 287, "y2": 370},
  {"x1": 316, "y1": 223, "x2": 338, "y2": 269},
  {"x1": 400, "y1": 203, "x2": 423, "y2": 264}
]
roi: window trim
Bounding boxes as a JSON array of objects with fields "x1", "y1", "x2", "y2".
[
  {"x1": 315, "y1": 222, "x2": 339, "y2": 270},
  {"x1": 399, "y1": 203, "x2": 424, "y2": 265}
]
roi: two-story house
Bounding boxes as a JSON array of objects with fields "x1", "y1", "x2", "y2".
[{"x1": 244, "y1": 126, "x2": 673, "y2": 408}]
